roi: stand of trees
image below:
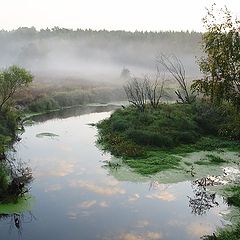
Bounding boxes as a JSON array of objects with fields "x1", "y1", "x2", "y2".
[
  {"x1": 0, "y1": 66, "x2": 33, "y2": 112},
  {"x1": 192, "y1": 5, "x2": 240, "y2": 109},
  {"x1": 0, "y1": 66, "x2": 32, "y2": 159}
]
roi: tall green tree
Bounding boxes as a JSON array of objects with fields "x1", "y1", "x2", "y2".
[
  {"x1": 0, "y1": 65, "x2": 33, "y2": 111},
  {"x1": 192, "y1": 4, "x2": 240, "y2": 107}
]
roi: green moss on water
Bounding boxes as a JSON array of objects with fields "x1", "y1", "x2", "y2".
[
  {"x1": 0, "y1": 196, "x2": 33, "y2": 214},
  {"x1": 124, "y1": 151, "x2": 181, "y2": 175},
  {"x1": 195, "y1": 154, "x2": 227, "y2": 165},
  {"x1": 36, "y1": 132, "x2": 59, "y2": 138},
  {"x1": 224, "y1": 186, "x2": 240, "y2": 208}
]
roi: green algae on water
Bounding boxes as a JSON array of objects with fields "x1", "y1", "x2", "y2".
[
  {"x1": 36, "y1": 132, "x2": 59, "y2": 138},
  {"x1": 0, "y1": 196, "x2": 34, "y2": 214}
]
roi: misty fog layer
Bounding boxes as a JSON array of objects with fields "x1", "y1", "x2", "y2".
[{"x1": 0, "y1": 28, "x2": 202, "y2": 84}]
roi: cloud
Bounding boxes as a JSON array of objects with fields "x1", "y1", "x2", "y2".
[
  {"x1": 146, "y1": 191, "x2": 176, "y2": 202},
  {"x1": 35, "y1": 159, "x2": 75, "y2": 177},
  {"x1": 58, "y1": 143, "x2": 73, "y2": 152},
  {"x1": 79, "y1": 200, "x2": 97, "y2": 209},
  {"x1": 128, "y1": 194, "x2": 140, "y2": 202},
  {"x1": 168, "y1": 219, "x2": 184, "y2": 227},
  {"x1": 70, "y1": 180, "x2": 126, "y2": 196},
  {"x1": 116, "y1": 232, "x2": 162, "y2": 240},
  {"x1": 187, "y1": 223, "x2": 213, "y2": 238},
  {"x1": 103, "y1": 178, "x2": 119, "y2": 187},
  {"x1": 67, "y1": 211, "x2": 78, "y2": 220},
  {"x1": 118, "y1": 233, "x2": 143, "y2": 240},
  {"x1": 146, "y1": 232, "x2": 162, "y2": 240},
  {"x1": 44, "y1": 184, "x2": 62, "y2": 192},
  {"x1": 99, "y1": 201, "x2": 109, "y2": 208},
  {"x1": 135, "y1": 220, "x2": 150, "y2": 228}
]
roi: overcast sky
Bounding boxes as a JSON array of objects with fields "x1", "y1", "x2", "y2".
[{"x1": 0, "y1": 0, "x2": 239, "y2": 32}]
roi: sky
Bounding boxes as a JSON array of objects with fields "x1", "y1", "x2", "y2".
[{"x1": 0, "y1": 0, "x2": 239, "y2": 32}]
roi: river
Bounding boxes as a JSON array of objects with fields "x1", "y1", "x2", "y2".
[{"x1": 0, "y1": 105, "x2": 229, "y2": 240}]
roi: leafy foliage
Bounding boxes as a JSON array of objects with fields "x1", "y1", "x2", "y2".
[
  {"x1": 97, "y1": 102, "x2": 239, "y2": 160},
  {"x1": 192, "y1": 5, "x2": 240, "y2": 108},
  {"x1": 0, "y1": 65, "x2": 33, "y2": 111}
]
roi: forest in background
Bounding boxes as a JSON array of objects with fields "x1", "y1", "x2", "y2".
[
  {"x1": 0, "y1": 28, "x2": 202, "y2": 81},
  {"x1": 0, "y1": 28, "x2": 203, "y2": 110}
]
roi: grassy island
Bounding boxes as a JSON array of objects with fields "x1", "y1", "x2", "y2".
[{"x1": 97, "y1": 102, "x2": 239, "y2": 174}]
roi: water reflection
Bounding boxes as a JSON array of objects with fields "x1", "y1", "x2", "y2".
[
  {"x1": 69, "y1": 179, "x2": 126, "y2": 196},
  {"x1": 0, "y1": 106, "x2": 230, "y2": 240},
  {"x1": 0, "y1": 212, "x2": 36, "y2": 239},
  {"x1": 188, "y1": 178, "x2": 219, "y2": 216},
  {"x1": 1, "y1": 154, "x2": 33, "y2": 202},
  {"x1": 30, "y1": 104, "x2": 120, "y2": 123},
  {"x1": 103, "y1": 231, "x2": 163, "y2": 240}
]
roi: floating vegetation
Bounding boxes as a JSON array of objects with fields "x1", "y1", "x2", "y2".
[
  {"x1": 36, "y1": 132, "x2": 59, "y2": 138},
  {"x1": 23, "y1": 119, "x2": 35, "y2": 126},
  {"x1": 195, "y1": 154, "x2": 227, "y2": 165},
  {"x1": 0, "y1": 196, "x2": 33, "y2": 214},
  {"x1": 194, "y1": 167, "x2": 240, "y2": 187},
  {"x1": 87, "y1": 123, "x2": 96, "y2": 127}
]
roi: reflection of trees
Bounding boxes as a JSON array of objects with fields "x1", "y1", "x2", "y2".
[
  {"x1": 0, "y1": 212, "x2": 36, "y2": 239},
  {"x1": 6, "y1": 157, "x2": 33, "y2": 200},
  {"x1": 31, "y1": 105, "x2": 120, "y2": 123},
  {"x1": 188, "y1": 178, "x2": 219, "y2": 215},
  {"x1": 0, "y1": 152, "x2": 33, "y2": 203}
]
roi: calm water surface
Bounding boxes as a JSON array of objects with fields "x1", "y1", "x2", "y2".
[{"x1": 0, "y1": 106, "x2": 229, "y2": 240}]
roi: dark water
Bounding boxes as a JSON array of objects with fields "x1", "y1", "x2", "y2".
[{"x1": 0, "y1": 106, "x2": 229, "y2": 240}]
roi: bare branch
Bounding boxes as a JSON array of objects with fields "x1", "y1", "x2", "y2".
[{"x1": 156, "y1": 54, "x2": 195, "y2": 104}]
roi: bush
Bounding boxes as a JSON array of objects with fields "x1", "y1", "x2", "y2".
[
  {"x1": 28, "y1": 97, "x2": 59, "y2": 112},
  {"x1": 176, "y1": 131, "x2": 199, "y2": 144},
  {"x1": 127, "y1": 129, "x2": 174, "y2": 148},
  {"x1": 0, "y1": 110, "x2": 18, "y2": 138},
  {"x1": 219, "y1": 112, "x2": 240, "y2": 140},
  {"x1": 0, "y1": 164, "x2": 9, "y2": 195},
  {"x1": 111, "y1": 119, "x2": 129, "y2": 132},
  {"x1": 97, "y1": 102, "x2": 239, "y2": 159},
  {"x1": 193, "y1": 101, "x2": 226, "y2": 135}
]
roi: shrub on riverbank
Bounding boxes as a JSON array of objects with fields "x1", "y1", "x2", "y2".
[
  {"x1": 97, "y1": 102, "x2": 239, "y2": 159},
  {"x1": 24, "y1": 86, "x2": 125, "y2": 113},
  {"x1": 0, "y1": 109, "x2": 19, "y2": 157}
]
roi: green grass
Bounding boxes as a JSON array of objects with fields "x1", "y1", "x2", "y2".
[
  {"x1": 225, "y1": 186, "x2": 240, "y2": 208},
  {"x1": 0, "y1": 196, "x2": 33, "y2": 214},
  {"x1": 124, "y1": 151, "x2": 181, "y2": 175},
  {"x1": 195, "y1": 154, "x2": 227, "y2": 165}
]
